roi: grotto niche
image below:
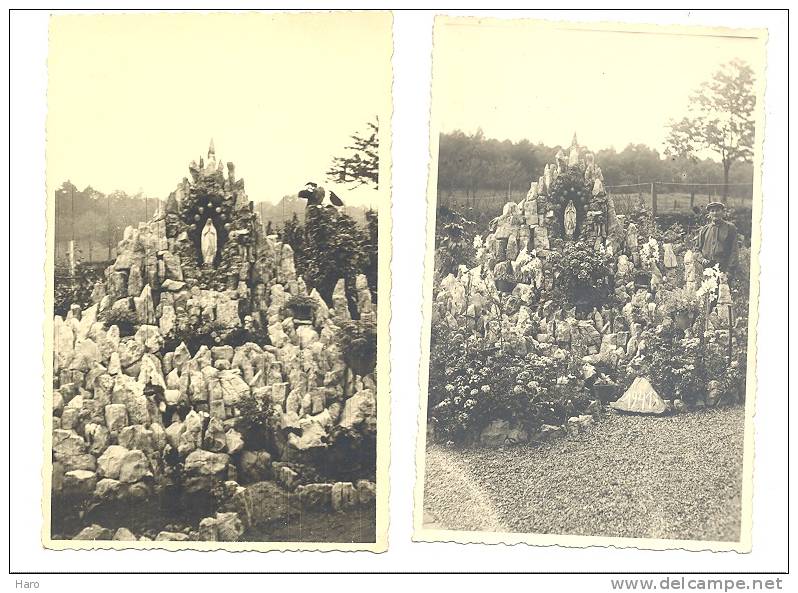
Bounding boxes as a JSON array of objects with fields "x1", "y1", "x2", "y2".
[
  {"x1": 180, "y1": 140, "x2": 235, "y2": 268},
  {"x1": 164, "y1": 140, "x2": 259, "y2": 293},
  {"x1": 547, "y1": 139, "x2": 592, "y2": 242}
]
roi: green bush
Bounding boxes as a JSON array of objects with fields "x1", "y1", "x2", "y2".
[{"x1": 234, "y1": 391, "x2": 281, "y2": 452}]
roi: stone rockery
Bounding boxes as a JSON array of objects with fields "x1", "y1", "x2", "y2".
[{"x1": 51, "y1": 142, "x2": 377, "y2": 541}]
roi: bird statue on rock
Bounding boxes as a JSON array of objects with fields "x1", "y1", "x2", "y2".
[{"x1": 298, "y1": 182, "x2": 344, "y2": 208}]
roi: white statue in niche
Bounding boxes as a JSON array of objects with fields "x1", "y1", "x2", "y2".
[
  {"x1": 201, "y1": 218, "x2": 218, "y2": 265},
  {"x1": 564, "y1": 201, "x2": 577, "y2": 239}
]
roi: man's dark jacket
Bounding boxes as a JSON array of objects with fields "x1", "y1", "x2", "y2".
[{"x1": 696, "y1": 219, "x2": 738, "y2": 273}]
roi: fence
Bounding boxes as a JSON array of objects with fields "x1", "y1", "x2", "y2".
[
  {"x1": 55, "y1": 239, "x2": 121, "y2": 265},
  {"x1": 437, "y1": 181, "x2": 754, "y2": 224},
  {"x1": 606, "y1": 182, "x2": 754, "y2": 218},
  {"x1": 53, "y1": 192, "x2": 163, "y2": 265}
]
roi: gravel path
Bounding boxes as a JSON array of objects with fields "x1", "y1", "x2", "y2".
[
  {"x1": 423, "y1": 446, "x2": 507, "y2": 532},
  {"x1": 424, "y1": 406, "x2": 745, "y2": 542}
]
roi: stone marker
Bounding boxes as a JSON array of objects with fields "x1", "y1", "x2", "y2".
[{"x1": 610, "y1": 376, "x2": 667, "y2": 415}]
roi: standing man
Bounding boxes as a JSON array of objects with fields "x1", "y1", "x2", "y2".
[
  {"x1": 695, "y1": 202, "x2": 738, "y2": 378},
  {"x1": 695, "y1": 201, "x2": 739, "y2": 275}
]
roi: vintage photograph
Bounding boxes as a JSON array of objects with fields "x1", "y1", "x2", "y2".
[
  {"x1": 45, "y1": 12, "x2": 391, "y2": 550},
  {"x1": 415, "y1": 17, "x2": 766, "y2": 550}
]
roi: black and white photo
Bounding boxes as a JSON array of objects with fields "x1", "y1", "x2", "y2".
[
  {"x1": 414, "y1": 17, "x2": 766, "y2": 551},
  {"x1": 45, "y1": 11, "x2": 392, "y2": 551}
]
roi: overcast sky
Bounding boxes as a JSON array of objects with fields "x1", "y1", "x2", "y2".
[
  {"x1": 433, "y1": 19, "x2": 764, "y2": 157},
  {"x1": 47, "y1": 13, "x2": 391, "y2": 206}
]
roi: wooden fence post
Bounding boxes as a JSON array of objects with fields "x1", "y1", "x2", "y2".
[
  {"x1": 651, "y1": 182, "x2": 658, "y2": 218},
  {"x1": 68, "y1": 240, "x2": 76, "y2": 276}
]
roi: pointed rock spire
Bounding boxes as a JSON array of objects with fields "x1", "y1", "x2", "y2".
[
  {"x1": 208, "y1": 138, "x2": 216, "y2": 160},
  {"x1": 571, "y1": 132, "x2": 578, "y2": 149}
]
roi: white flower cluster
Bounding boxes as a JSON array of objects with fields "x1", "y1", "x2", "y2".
[
  {"x1": 696, "y1": 264, "x2": 721, "y2": 299},
  {"x1": 639, "y1": 237, "x2": 660, "y2": 266}
]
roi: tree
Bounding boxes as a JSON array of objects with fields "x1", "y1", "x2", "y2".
[
  {"x1": 596, "y1": 144, "x2": 667, "y2": 186},
  {"x1": 327, "y1": 119, "x2": 379, "y2": 189},
  {"x1": 665, "y1": 59, "x2": 756, "y2": 201},
  {"x1": 302, "y1": 207, "x2": 366, "y2": 316},
  {"x1": 279, "y1": 212, "x2": 305, "y2": 274}
]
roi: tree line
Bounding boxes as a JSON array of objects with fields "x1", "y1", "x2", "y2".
[
  {"x1": 53, "y1": 181, "x2": 374, "y2": 263},
  {"x1": 436, "y1": 131, "x2": 754, "y2": 198},
  {"x1": 439, "y1": 59, "x2": 757, "y2": 202},
  {"x1": 54, "y1": 182, "x2": 160, "y2": 261}
]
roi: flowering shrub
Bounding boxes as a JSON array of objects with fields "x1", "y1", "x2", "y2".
[
  {"x1": 696, "y1": 264, "x2": 722, "y2": 300},
  {"x1": 640, "y1": 237, "x2": 661, "y2": 268},
  {"x1": 620, "y1": 315, "x2": 748, "y2": 406},
  {"x1": 428, "y1": 321, "x2": 587, "y2": 444},
  {"x1": 473, "y1": 235, "x2": 485, "y2": 261},
  {"x1": 658, "y1": 285, "x2": 702, "y2": 323},
  {"x1": 548, "y1": 240, "x2": 614, "y2": 312},
  {"x1": 619, "y1": 323, "x2": 700, "y2": 404}
]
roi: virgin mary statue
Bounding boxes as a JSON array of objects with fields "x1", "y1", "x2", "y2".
[
  {"x1": 201, "y1": 218, "x2": 218, "y2": 266},
  {"x1": 564, "y1": 201, "x2": 577, "y2": 239}
]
